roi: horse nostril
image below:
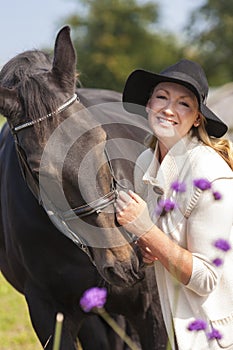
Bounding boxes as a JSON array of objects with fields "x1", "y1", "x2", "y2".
[
  {"x1": 102, "y1": 257, "x2": 144, "y2": 288},
  {"x1": 106, "y1": 266, "x2": 115, "y2": 279},
  {"x1": 103, "y1": 266, "x2": 128, "y2": 287}
]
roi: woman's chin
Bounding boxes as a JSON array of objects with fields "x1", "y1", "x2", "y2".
[{"x1": 154, "y1": 125, "x2": 178, "y2": 139}]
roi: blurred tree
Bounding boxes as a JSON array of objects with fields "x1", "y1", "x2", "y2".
[
  {"x1": 185, "y1": 0, "x2": 233, "y2": 86},
  {"x1": 64, "y1": 0, "x2": 184, "y2": 91}
]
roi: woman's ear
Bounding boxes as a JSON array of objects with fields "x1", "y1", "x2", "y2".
[
  {"x1": 193, "y1": 114, "x2": 201, "y2": 127},
  {"x1": 145, "y1": 101, "x2": 151, "y2": 114}
]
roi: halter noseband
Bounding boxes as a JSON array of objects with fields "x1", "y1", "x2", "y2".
[{"x1": 62, "y1": 144, "x2": 122, "y2": 220}]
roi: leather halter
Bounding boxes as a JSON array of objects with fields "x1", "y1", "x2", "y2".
[
  {"x1": 63, "y1": 148, "x2": 119, "y2": 219},
  {"x1": 11, "y1": 94, "x2": 124, "y2": 260}
]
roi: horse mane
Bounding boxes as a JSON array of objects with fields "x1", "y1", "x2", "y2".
[{"x1": 0, "y1": 50, "x2": 62, "y2": 136}]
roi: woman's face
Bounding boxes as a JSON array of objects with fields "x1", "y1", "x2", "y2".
[{"x1": 146, "y1": 82, "x2": 200, "y2": 148}]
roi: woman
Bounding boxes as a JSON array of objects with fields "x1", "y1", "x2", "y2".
[{"x1": 116, "y1": 59, "x2": 233, "y2": 349}]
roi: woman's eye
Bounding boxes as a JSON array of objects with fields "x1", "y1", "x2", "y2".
[
  {"x1": 156, "y1": 95, "x2": 166, "y2": 99},
  {"x1": 180, "y1": 101, "x2": 189, "y2": 107}
]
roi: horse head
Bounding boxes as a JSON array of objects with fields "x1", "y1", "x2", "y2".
[{"x1": 0, "y1": 26, "x2": 145, "y2": 287}]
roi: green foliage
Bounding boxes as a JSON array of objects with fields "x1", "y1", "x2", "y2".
[
  {"x1": 185, "y1": 0, "x2": 233, "y2": 86},
  {"x1": 0, "y1": 273, "x2": 41, "y2": 349},
  {"x1": 64, "y1": 0, "x2": 184, "y2": 91},
  {"x1": 0, "y1": 114, "x2": 6, "y2": 128}
]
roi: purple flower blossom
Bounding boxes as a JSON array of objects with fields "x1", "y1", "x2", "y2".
[
  {"x1": 193, "y1": 178, "x2": 211, "y2": 190},
  {"x1": 212, "y1": 191, "x2": 222, "y2": 200},
  {"x1": 212, "y1": 258, "x2": 224, "y2": 267},
  {"x1": 80, "y1": 287, "x2": 107, "y2": 312},
  {"x1": 187, "y1": 319, "x2": 207, "y2": 331},
  {"x1": 155, "y1": 198, "x2": 177, "y2": 216},
  {"x1": 214, "y1": 239, "x2": 231, "y2": 252},
  {"x1": 171, "y1": 180, "x2": 186, "y2": 193},
  {"x1": 207, "y1": 328, "x2": 222, "y2": 340}
]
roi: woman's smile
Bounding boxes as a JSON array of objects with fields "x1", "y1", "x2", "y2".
[{"x1": 156, "y1": 116, "x2": 178, "y2": 126}]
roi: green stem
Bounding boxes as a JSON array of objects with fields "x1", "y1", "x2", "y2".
[
  {"x1": 52, "y1": 313, "x2": 64, "y2": 350},
  {"x1": 95, "y1": 308, "x2": 140, "y2": 350}
]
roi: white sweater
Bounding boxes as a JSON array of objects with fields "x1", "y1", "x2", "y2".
[{"x1": 134, "y1": 134, "x2": 233, "y2": 350}]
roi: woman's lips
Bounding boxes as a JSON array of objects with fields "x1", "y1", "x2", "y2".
[{"x1": 157, "y1": 116, "x2": 178, "y2": 126}]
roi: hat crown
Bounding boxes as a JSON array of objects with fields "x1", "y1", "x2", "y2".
[{"x1": 160, "y1": 59, "x2": 209, "y2": 102}]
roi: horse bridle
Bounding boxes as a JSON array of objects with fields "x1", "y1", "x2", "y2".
[{"x1": 11, "y1": 93, "x2": 127, "y2": 260}]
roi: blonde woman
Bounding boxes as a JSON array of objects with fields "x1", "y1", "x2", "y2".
[{"x1": 116, "y1": 60, "x2": 233, "y2": 349}]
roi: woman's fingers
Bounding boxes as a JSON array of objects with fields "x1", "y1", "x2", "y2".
[
  {"x1": 118, "y1": 190, "x2": 132, "y2": 202},
  {"x1": 128, "y1": 190, "x2": 141, "y2": 203},
  {"x1": 139, "y1": 245, "x2": 158, "y2": 263},
  {"x1": 115, "y1": 191, "x2": 133, "y2": 213},
  {"x1": 115, "y1": 199, "x2": 127, "y2": 212}
]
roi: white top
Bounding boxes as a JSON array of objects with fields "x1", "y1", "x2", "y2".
[{"x1": 134, "y1": 134, "x2": 233, "y2": 349}]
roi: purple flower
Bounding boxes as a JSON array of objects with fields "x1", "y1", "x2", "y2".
[
  {"x1": 212, "y1": 191, "x2": 222, "y2": 200},
  {"x1": 155, "y1": 198, "x2": 177, "y2": 216},
  {"x1": 80, "y1": 287, "x2": 107, "y2": 312},
  {"x1": 212, "y1": 258, "x2": 224, "y2": 267},
  {"x1": 171, "y1": 180, "x2": 186, "y2": 193},
  {"x1": 193, "y1": 178, "x2": 211, "y2": 190},
  {"x1": 187, "y1": 319, "x2": 207, "y2": 331},
  {"x1": 214, "y1": 239, "x2": 231, "y2": 252},
  {"x1": 207, "y1": 328, "x2": 222, "y2": 340}
]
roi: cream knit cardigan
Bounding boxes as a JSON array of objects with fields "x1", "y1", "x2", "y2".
[{"x1": 134, "y1": 134, "x2": 233, "y2": 350}]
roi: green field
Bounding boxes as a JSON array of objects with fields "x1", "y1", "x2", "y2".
[{"x1": 0, "y1": 272, "x2": 42, "y2": 350}]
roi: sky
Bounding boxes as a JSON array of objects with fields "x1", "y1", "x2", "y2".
[{"x1": 0, "y1": 0, "x2": 204, "y2": 67}]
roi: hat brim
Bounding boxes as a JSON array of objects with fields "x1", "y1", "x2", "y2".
[
  {"x1": 200, "y1": 104, "x2": 227, "y2": 137},
  {"x1": 123, "y1": 69, "x2": 228, "y2": 138}
]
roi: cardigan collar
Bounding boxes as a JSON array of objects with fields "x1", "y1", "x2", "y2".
[{"x1": 142, "y1": 133, "x2": 199, "y2": 194}]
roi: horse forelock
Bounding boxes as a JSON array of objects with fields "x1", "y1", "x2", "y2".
[
  {"x1": 0, "y1": 50, "x2": 52, "y2": 88},
  {"x1": 0, "y1": 50, "x2": 65, "y2": 137}
]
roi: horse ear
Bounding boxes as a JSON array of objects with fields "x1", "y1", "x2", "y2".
[
  {"x1": 52, "y1": 26, "x2": 76, "y2": 84},
  {"x1": 0, "y1": 86, "x2": 21, "y2": 119}
]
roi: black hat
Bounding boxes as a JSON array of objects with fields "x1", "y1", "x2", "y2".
[{"x1": 123, "y1": 59, "x2": 228, "y2": 137}]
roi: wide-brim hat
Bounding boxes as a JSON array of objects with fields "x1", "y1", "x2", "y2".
[{"x1": 123, "y1": 59, "x2": 228, "y2": 137}]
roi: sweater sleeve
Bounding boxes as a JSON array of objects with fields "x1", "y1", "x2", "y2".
[{"x1": 186, "y1": 177, "x2": 233, "y2": 296}]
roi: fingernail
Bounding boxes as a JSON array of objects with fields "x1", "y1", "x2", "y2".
[{"x1": 145, "y1": 246, "x2": 152, "y2": 253}]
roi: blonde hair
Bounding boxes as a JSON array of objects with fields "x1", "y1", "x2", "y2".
[{"x1": 145, "y1": 116, "x2": 233, "y2": 170}]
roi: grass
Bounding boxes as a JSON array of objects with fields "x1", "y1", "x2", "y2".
[{"x1": 0, "y1": 272, "x2": 42, "y2": 350}]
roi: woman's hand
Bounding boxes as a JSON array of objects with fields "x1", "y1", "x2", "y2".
[
  {"x1": 137, "y1": 243, "x2": 158, "y2": 264},
  {"x1": 115, "y1": 190, "x2": 154, "y2": 238},
  {"x1": 116, "y1": 190, "x2": 158, "y2": 264},
  {"x1": 116, "y1": 191, "x2": 193, "y2": 281}
]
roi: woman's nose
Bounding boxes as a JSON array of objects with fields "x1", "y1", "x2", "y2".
[
  {"x1": 163, "y1": 106, "x2": 175, "y2": 116},
  {"x1": 162, "y1": 99, "x2": 177, "y2": 115}
]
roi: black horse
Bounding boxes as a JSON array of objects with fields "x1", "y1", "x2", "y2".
[{"x1": 0, "y1": 26, "x2": 167, "y2": 349}]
